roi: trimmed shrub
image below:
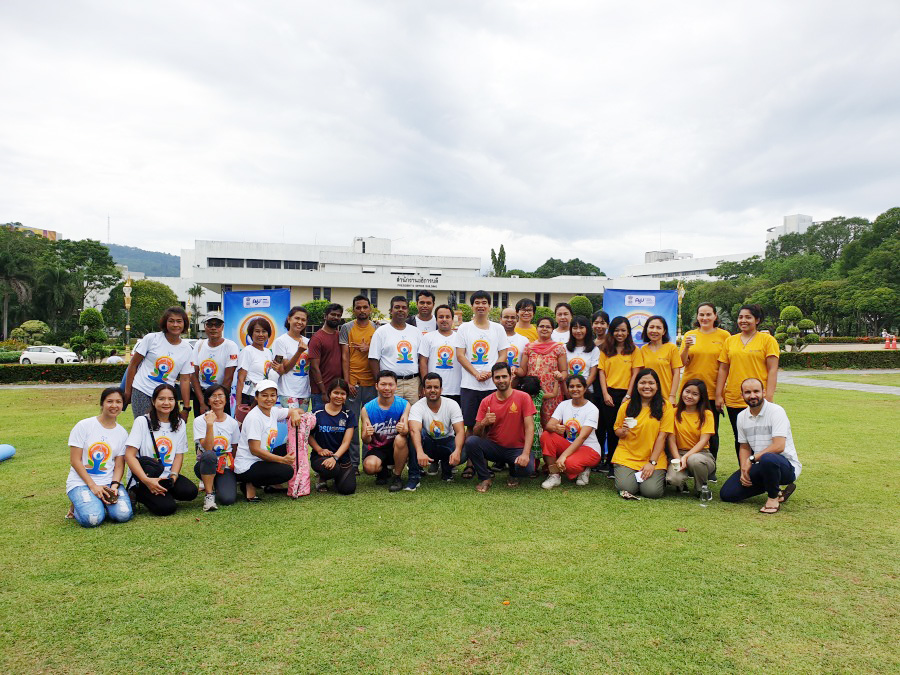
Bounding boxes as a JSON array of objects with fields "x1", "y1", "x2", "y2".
[
  {"x1": 0, "y1": 351, "x2": 22, "y2": 364},
  {"x1": 456, "y1": 303, "x2": 473, "y2": 322},
  {"x1": 0, "y1": 363, "x2": 128, "y2": 384},
  {"x1": 569, "y1": 295, "x2": 594, "y2": 319},
  {"x1": 534, "y1": 306, "x2": 554, "y2": 325},
  {"x1": 817, "y1": 336, "x2": 876, "y2": 344},
  {"x1": 780, "y1": 306, "x2": 803, "y2": 323},
  {"x1": 0, "y1": 339, "x2": 27, "y2": 351},
  {"x1": 779, "y1": 351, "x2": 900, "y2": 370}
]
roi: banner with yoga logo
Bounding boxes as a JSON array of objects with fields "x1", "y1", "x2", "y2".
[
  {"x1": 223, "y1": 288, "x2": 291, "y2": 348},
  {"x1": 603, "y1": 289, "x2": 678, "y2": 346}
]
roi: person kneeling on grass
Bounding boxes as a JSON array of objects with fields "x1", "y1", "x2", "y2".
[
  {"x1": 193, "y1": 384, "x2": 240, "y2": 511},
  {"x1": 360, "y1": 370, "x2": 411, "y2": 493},
  {"x1": 611, "y1": 368, "x2": 674, "y2": 499},
  {"x1": 405, "y1": 372, "x2": 465, "y2": 491},
  {"x1": 666, "y1": 379, "x2": 716, "y2": 501},
  {"x1": 719, "y1": 378, "x2": 801, "y2": 514},
  {"x1": 465, "y1": 362, "x2": 536, "y2": 493},
  {"x1": 540, "y1": 374, "x2": 602, "y2": 489},
  {"x1": 66, "y1": 387, "x2": 133, "y2": 527},
  {"x1": 309, "y1": 378, "x2": 357, "y2": 495},
  {"x1": 234, "y1": 380, "x2": 306, "y2": 502},
  {"x1": 125, "y1": 383, "x2": 198, "y2": 516}
]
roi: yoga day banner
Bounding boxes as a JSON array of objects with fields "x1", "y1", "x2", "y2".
[
  {"x1": 602, "y1": 289, "x2": 679, "y2": 346},
  {"x1": 223, "y1": 288, "x2": 291, "y2": 348}
]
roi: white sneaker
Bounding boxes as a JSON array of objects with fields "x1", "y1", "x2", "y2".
[
  {"x1": 541, "y1": 473, "x2": 562, "y2": 490},
  {"x1": 576, "y1": 468, "x2": 591, "y2": 486},
  {"x1": 203, "y1": 493, "x2": 218, "y2": 512}
]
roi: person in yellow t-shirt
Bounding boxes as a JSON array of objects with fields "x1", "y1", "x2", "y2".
[
  {"x1": 680, "y1": 302, "x2": 730, "y2": 460},
  {"x1": 639, "y1": 315, "x2": 683, "y2": 406},
  {"x1": 514, "y1": 298, "x2": 539, "y2": 342},
  {"x1": 597, "y1": 316, "x2": 644, "y2": 473},
  {"x1": 715, "y1": 304, "x2": 780, "y2": 458},
  {"x1": 666, "y1": 379, "x2": 716, "y2": 499},
  {"x1": 612, "y1": 368, "x2": 673, "y2": 499},
  {"x1": 339, "y1": 295, "x2": 377, "y2": 469}
]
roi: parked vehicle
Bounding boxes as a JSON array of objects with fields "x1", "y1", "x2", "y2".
[{"x1": 19, "y1": 346, "x2": 80, "y2": 364}]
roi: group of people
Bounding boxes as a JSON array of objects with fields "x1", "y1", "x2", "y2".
[{"x1": 65, "y1": 292, "x2": 802, "y2": 527}]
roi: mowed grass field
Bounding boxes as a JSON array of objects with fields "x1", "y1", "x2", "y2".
[
  {"x1": 0, "y1": 385, "x2": 898, "y2": 674},
  {"x1": 806, "y1": 373, "x2": 900, "y2": 387}
]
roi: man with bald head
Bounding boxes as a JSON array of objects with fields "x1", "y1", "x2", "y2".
[{"x1": 719, "y1": 378, "x2": 801, "y2": 513}]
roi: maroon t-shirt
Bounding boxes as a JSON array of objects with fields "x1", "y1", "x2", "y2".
[
  {"x1": 475, "y1": 389, "x2": 536, "y2": 448},
  {"x1": 308, "y1": 329, "x2": 342, "y2": 395}
]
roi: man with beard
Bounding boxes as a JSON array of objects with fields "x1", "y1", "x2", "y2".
[
  {"x1": 340, "y1": 295, "x2": 377, "y2": 469},
  {"x1": 405, "y1": 372, "x2": 465, "y2": 490},
  {"x1": 407, "y1": 290, "x2": 437, "y2": 333},
  {"x1": 369, "y1": 296, "x2": 422, "y2": 404},
  {"x1": 464, "y1": 362, "x2": 536, "y2": 493},
  {"x1": 308, "y1": 303, "x2": 344, "y2": 411},
  {"x1": 719, "y1": 378, "x2": 801, "y2": 513}
]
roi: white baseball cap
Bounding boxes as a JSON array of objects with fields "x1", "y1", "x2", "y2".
[
  {"x1": 254, "y1": 379, "x2": 279, "y2": 394},
  {"x1": 202, "y1": 311, "x2": 224, "y2": 324}
]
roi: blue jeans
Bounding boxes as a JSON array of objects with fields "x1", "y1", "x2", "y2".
[
  {"x1": 464, "y1": 436, "x2": 533, "y2": 481},
  {"x1": 720, "y1": 453, "x2": 796, "y2": 502},
  {"x1": 67, "y1": 485, "x2": 133, "y2": 528},
  {"x1": 408, "y1": 433, "x2": 460, "y2": 481},
  {"x1": 310, "y1": 394, "x2": 327, "y2": 412}
]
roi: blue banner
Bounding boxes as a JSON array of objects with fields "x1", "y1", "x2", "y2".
[
  {"x1": 223, "y1": 288, "x2": 291, "y2": 348},
  {"x1": 603, "y1": 289, "x2": 679, "y2": 346}
]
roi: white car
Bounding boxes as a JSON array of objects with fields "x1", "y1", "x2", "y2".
[{"x1": 19, "y1": 345, "x2": 80, "y2": 364}]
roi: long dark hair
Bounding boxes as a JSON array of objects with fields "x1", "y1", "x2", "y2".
[
  {"x1": 602, "y1": 316, "x2": 636, "y2": 357},
  {"x1": 566, "y1": 315, "x2": 596, "y2": 354},
  {"x1": 625, "y1": 368, "x2": 664, "y2": 420},
  {"x1": 99, "y1": 387, "x2": 124, "y2": 406},
  {"x1": 675, "y1": 379, "x2": 711, "y2": 430},
  {"x1": 643, "y1": 315, "x2": 671, "y2": 344},
  {"x1": 148, "y1": 383, "x2": 181, "y2": 431}
]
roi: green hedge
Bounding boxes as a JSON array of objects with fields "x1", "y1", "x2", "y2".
[
  {"x1": 817, "y1": 336, "x2": 879, "y2": 344},
  {"x1": 0, "y1": 363, "x2": 127, "y2": 384},
  {"x1": 780, "y1": 351, "x2": 900, "y2": 370},
  {"x1": 0, "y1": 351, "x2": 22, "y2": 364}
]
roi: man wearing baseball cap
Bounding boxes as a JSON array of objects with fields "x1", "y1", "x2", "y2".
[{"x1": 190, "y1": 311, "x2": 240, "y2": 417}]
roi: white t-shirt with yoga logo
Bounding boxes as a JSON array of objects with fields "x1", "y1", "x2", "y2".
[
  {"x1": 237, "y1": 345, "x2": 275, "y2": 395},
  {"x1": 192, "y1": 415, "x2": 241, "y2": 457},
  {"x1": 272, "y1": 333, "x2": 310, "y2": 399},
  {"x1": 132, "y1": 332, "x2": 194, "y2": 397},
  {"x1": 408, "y1": 397, "x2": 464, "y2": 439},
  {"x1": 505, "y1": 332, "x2": 530, "y2": 370},
  {"x1": 66, "y1": 416, "x2": 129, "y2": 493},
  {"x1": 419, "y1": 330, "x2": 462, "y2": 396},
  {"x1": 126, "y1": 416, "x2": 189, "y2": 479},
  {"x1": 235, "y1": 406, "x2": 290, "y2": 474},
  {"x1": 551, "y1": 399, "x2": 602, "y2": 455},
  {"x1": 369, "y1": 323, "x2": 421, "y2": 377},
  {"x1": 191, "y1": 338, "x2": 240, "y2": 388},
  {"x1": 453, "y1": 321, "x2": 509, "y2": 392}
]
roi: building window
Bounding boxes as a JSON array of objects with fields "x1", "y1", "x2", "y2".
[
  {"x1": 406, "y1": 289, "x2": 414, "y2": 302},
  {"x1": 284, "y1": 260, "x2": 300, "y2": 270},
  {"x1": 501, "y1": 292, "x2": 509, "y2": 308},
  {"x1": 535, "y1": 293, "x2": 550, "y2": 307},
  {"x1": 301, "y1": 261, "x2": 318, "y2": 270},
  {"x1": 324, "y1": 287, "x2": 331, "y2": 301},
  {"x1": 206, "y1": 301, "x2": 222, "y2": 312},
  {"x1": 225, "y1": 258, "x2": 244, "y2": 268},
  {"x1": 208, "y1": 258, "x2": 226, "y2": 267},
  {"x1": 313, "y1": 287, "x2": 321, "y2": 300},
  {"x1": 247, "y1": 259, "x2": 264, "y2": 269},
  {"x1": 492, "y1": 292, "x2": 500, "y2": 307},
  {"x1": 370, "y1": 288, "x2": 378, "y2": 307},
  {"x1": 459, "y1": 291, "x2": 466, "y2": 304},
  {"x1": 448, "y1": 291, "x2": 457, "y2": 307},
  {"x1": 264, "y1": 260, "x2": 281, "y2": 269},
  {"x1": 362, "y1": 241, "x2": 366, "y2": 253}
]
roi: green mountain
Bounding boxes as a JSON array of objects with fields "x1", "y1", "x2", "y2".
[{"x1": 105, "y1": 243, "x2": 180, "y2": 277}]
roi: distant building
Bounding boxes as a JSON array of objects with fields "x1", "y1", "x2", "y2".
[
  {"x1": 3, "y1": 223, "x2": 60, "y2": 240},
  {"x1": 622, "y1": 251, "x2": 763, "y2": 281},
  {"x1": 766, "y1": 214, "x2": 812, "y2": 243}
]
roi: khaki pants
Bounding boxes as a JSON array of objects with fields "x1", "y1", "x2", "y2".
[
  {"x1": 613, "y1": 465, "x2": 666, "y2": 498},
  {"x1": 666, "y1": 450, "x2": 716, "y2": 494},
  {"x1": 395, "y1": 376, "x2": 420, "y2": 404}
]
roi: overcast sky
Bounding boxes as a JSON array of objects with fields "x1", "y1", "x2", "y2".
[{"x1": 2, "y1": 1, "x2": 899, "y2": 275}]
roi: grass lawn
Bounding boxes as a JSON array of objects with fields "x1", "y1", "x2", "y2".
[
  {"x1": 804, "y1": 373, "x2": 900, "y2": 387},
  {"x1": 1, "y1": 385, "x2": 898, "y2": 674}
]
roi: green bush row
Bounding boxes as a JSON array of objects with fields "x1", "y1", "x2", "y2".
[
  {"x1": 0, "y1": 351, "x2": 22, "y2": 364},
  {"x1": 0, "y1": 363, "x2": 127, "y2": 384},
  {"x1": 816, "y1": 336, "x2": 880, "y2": 344},
  {"x1": 780, "y1": 350, "x2": 900, "y2": 370}
]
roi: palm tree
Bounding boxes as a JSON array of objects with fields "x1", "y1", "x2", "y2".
[
  {"x1": 33, "y1": 262, "x2": 78, "y2": 333},
  {"x1": 0, "y1": 237, "x2": 33, "y2": 340},
  {"x1": 187, "y1": 283, "x2": 205, "y2": 337}
]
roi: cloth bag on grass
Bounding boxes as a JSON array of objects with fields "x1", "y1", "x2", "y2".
[{"x1": 287, "y1": 412, "x2": 316, "y2": 498}]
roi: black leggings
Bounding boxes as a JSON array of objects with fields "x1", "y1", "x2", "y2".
[
  {"x1": 193, "y1": 452, "x2": 238, "y2": 505},
  {"x1": 236, "y1": 446, "x2": 293, "y2": 488},
  {"x1": 135, "y1": 474, "x2": 198, "y2": 516},
  {"x1": 310, "y1": 454, "x2": 357, "y2": 495},
  {"x1": 726, "y1": 406, "x2": 745, "y2": 458},
  {"x1": 601, "y1": 387, "x2": 628, "y2": 463},
  {"x1": 591, "y1": 387, "x2": 607, "y2": 451}
]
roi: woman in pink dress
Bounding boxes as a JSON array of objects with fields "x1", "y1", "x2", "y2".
[{"x1": 517, "y1": 317, "x2": 567, "y2": 427}]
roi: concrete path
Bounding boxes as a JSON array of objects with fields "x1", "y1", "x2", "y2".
[
  {"x1": 0, "y1": 383, "x2": 119, "y2": 390},
  {"x1": 779, "y1": 369, "x2": 900, "y2": 396}
]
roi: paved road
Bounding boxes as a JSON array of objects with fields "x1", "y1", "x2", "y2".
[
  {"x1": 0, "y1": 382, "x2": 120, "y2": 390},
  {"x1": 779, "y1": 369, "x2": 900, "y2": 396}
]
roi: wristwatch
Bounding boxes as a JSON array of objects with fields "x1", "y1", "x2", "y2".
[
  {"x1": 649, "y1": 460, "x2": 658, "y2": 466},
  {"x1": 182, "y1": 405, "x2": 192, "y2": 412},
  {"x1": 749, "y1": 454, "x2": 757, "y2": 464}
]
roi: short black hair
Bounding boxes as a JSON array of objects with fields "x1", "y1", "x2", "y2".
[
  {"x1": 390, "y1": 296, "x2": 408, "y2": 309},
  {"x1": 201, "y1": 384, "x2": 228, "y2": 405},
  {"x1": 99, "y1": 387, "x2": 124, "y2": 406},
  {"x1": 554, "y1": 302, "x2": 573, "y2": 315},
  {"x1": 515, "y1": 298, "x2": 536, "y2": 312},
  {"x1": 324, "y1": 303, "x2": 343, "y2": 316},
  {"x1": 565, "y1": 374, "x2": 587, "y2": 389},
  {"x1": 434, "y1": 304, "x2": 453, "y2": 318},
  {"x1": 491, "y1": 362, "x2": 511, "y2": 375},
  {"x1": 423, "y1": 372, "x2": 443, "y2": 386},
  {"x1": 352, "y1": 295, "x2": 370, "y2": 307},
  {"x1": 416, "y1": 290, "x2": 436, "y2": 302},
  {"x1": 643, "y1": 315, "x2": 671, "y2": 344},
  {"x1": 377, "y1": 369, "x2": 398, "y2": 382},
  {"x1": 247, "y1": 316, "x2": 273, "y2": 337},
  {"x1": 159, "y1": 306, "x2": 189, "y2": 334},
  {"x1": 470, "y1": 290, "x2": 491, "y2": 304}
]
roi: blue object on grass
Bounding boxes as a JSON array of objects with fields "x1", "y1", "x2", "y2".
[{"x1": 0, "y1": 444, "x2": 15, "y2": 462}]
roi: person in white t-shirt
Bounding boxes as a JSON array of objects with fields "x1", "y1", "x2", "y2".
[
  {"x1": 551, "y1": 302, "x2": 573, "y2": 343},
  {"x1": 124, "y1": 307, "x2": 194, "y2": 419},
  {"x1": 454, "y1": 290, "x2": 510, "y2": 433},
  {"x1": 192, "y1": 384, "x2": 241, "y2": 511},
  {"x1": 418, "y1": 305, "x2": 462, "y2": 401},
  {"x1": 124, "y1": 383, "x2": 198, "y2": 516},
  {"x1": 368, "y1": 296, "x2": 422, "y2": 404},
  {"x1": 405, "y1": 373, "x2": 465, "y2": 489},
  {"x1": 65, "y1": 387, "x2": 132, "y2": 527},
  {"x1": 720, "y1": 378, "x2": 802, "y2": 514},
  {"x1": 271, "y1": 306, "x2": 311, "y2": 410},
  {"x1": 501, "y1": 307, "x2": 530, "y2": 382},
  {"x1": 234, "y1": 380, "x2": 306, "y2": 502},
  {"x1": 565, "y1": 315, "x2": 600, "y2": 393},
  {"x1": 235, "y1": 318, "x2": 276, "y2": 406},
  {"x1": 104, "y1": 349, "x2": 124, "y2": 365},
  {"x1": 539, "y1": 374, "x2": 603, "y2": 489},
  {"x1": 190, "y1": 312, "x2": 240, "y2": 416},
  {"x1": 406, "y1": 289, "x2": 437, "y2": 333}
]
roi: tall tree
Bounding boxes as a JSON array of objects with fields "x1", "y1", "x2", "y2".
[
  {"x1": 57, "y1": 238, "x2": 121, "y2": 309},
  {"x1": 102, "y1": 279, "x2": 179, "y2": 337},
  {"x1": 490, "y1": 245, "x2": 507, "y2": 277},
  {"x1": 0, "y1": 229, "x2": 36, "y2": 339},
  {"x1": 187, "y1": 283, "x2": 205, "y2": 336}
]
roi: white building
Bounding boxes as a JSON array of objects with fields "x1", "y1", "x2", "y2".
[
  {"x1": 177, "y1": 236, "x2": 658, "y2": 315},
  {"x1": 766, "y1": 214, "x2": 813, "y2": 243},
  {"x1": 621, "y1": 250, "x2": 763, "y2": 281}
]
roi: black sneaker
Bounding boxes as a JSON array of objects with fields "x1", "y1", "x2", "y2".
[
  {"x1": 709, "y1": 472, "x2": 718, "y2": 483},
  {"x1": 389, "y1": 475, "x2": 404, "y2": 492},
  {"x1": 426, "y1": 461, "x2": 439, "y2": 476},
  {"x1": 375, "y1": 468, "x2": 390, "y2": 486}
]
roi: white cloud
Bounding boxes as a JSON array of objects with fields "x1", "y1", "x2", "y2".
[{"x1": 2, "y1": 0, "x2": 898, "y2": 274}]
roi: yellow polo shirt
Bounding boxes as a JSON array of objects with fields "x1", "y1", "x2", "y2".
[
  {"x1": 718, "y1": 332, "x2": 780, "y2": 408},
  {"x1": 613, "y1": 403, "x2": 674, "y2": 470},
  {"x1": 640, "y1": 342, "x2": 683, "y2": 399},
  {"x1": 672, "y1": 409, "x2": 715, "y2": 451},
  {"x1": 599, "y1": 349, "x2": 644, "y2": 390},
  {"x1": 681, "y1": 328, "x2": 730, "y2": 398}
]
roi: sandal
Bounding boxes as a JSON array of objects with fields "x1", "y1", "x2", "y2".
[
  {"x1": 461, "y1": 465, "x2": 475, "y2": 480},
  {"x1": 778, "y1": 483, "x2": 796, "y2": 504},
  {"x1": 619, "y1": 490, "x2": 641, "y2": 500},
  {"x1": 316, "y1": 481, "x2": 329, "y2": 493},
  {"x1": 506, "y1": 477, "x2": 520, "y2": 488},
  {"x1": 246, "y1": 496, "x2": 261, "y2": 503},
  {"x1": 759, "y1": 503, "x2": 780, "y2": 514}
]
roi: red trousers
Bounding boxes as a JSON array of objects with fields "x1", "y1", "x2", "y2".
[{"x1": 540, "y1": 431, "x2": 602, "y2": 479}]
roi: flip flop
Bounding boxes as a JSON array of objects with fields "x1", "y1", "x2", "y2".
[
  {"x1": 619, "y1": 490, "x2": 641, "y2": 500},
  {"x1": 461, "y1": 465, "x2": 475, "y2": 480},
  {"x1": 506, "y1": 477, "x2": 520, "y2": 488},
  {"x1": 778, "y1": 483, "x2": 796, "y2": 504},
  {"x1": 759, "y1": 503, "x2": 780, "y2": 514}
]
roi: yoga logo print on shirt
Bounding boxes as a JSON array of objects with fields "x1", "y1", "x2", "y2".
[
  {"x1": 429, "y1": 420, "x2": 446, "y2": 438},
  {"x1": 149, "y1": 355, "x2": 176, "y2": 383},
  {"x1": 471, "y1": 339, "x2": 490, "y2": 365},
  {"x1": 155, "y1": 436, "x2": 175, "y2": 467},
  {"x1": 85, "y1": 442, "x2": 111, "y2": 474},
  {"x1": 568, "y1": 357, "x2": 587, "y2": 376},
  {"x1": 435, "y1": 345, "x2": 454, "y2": 369},
  {"x1": 292, "y1": 354, "x2": 308, "y2": 376},
  {"x1": 507, "y1": 344, "x2": 521, "y2": 368},
  {"x1": 564, "y1": 418, "x2": 582, "y2": 442},
  {"x1": 212, "y1": 435, "x2": 229, "y2": 456},
  {"x1": 199, "y1": 359, "x2": 218, "y2": 385},
  {"x1": 396, "y1": 340, "x2": 414, "y2": 364},
  {"x1": 266, "y1": 428, "x2": 279, "y2": 451}
]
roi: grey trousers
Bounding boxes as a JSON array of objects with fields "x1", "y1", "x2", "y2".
[
  {"x1": 667, "y1": 451, "x2": 716, "y2": 494},
  {"x1": 613, "y1": 464, "x2": 666, "y2": 498},
  {"x1": 131, "y1": 388, "x2": 153, "y2": 418},
  {"x1": 347, "y1": 385, "x2": 377, "y2": 467}
]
